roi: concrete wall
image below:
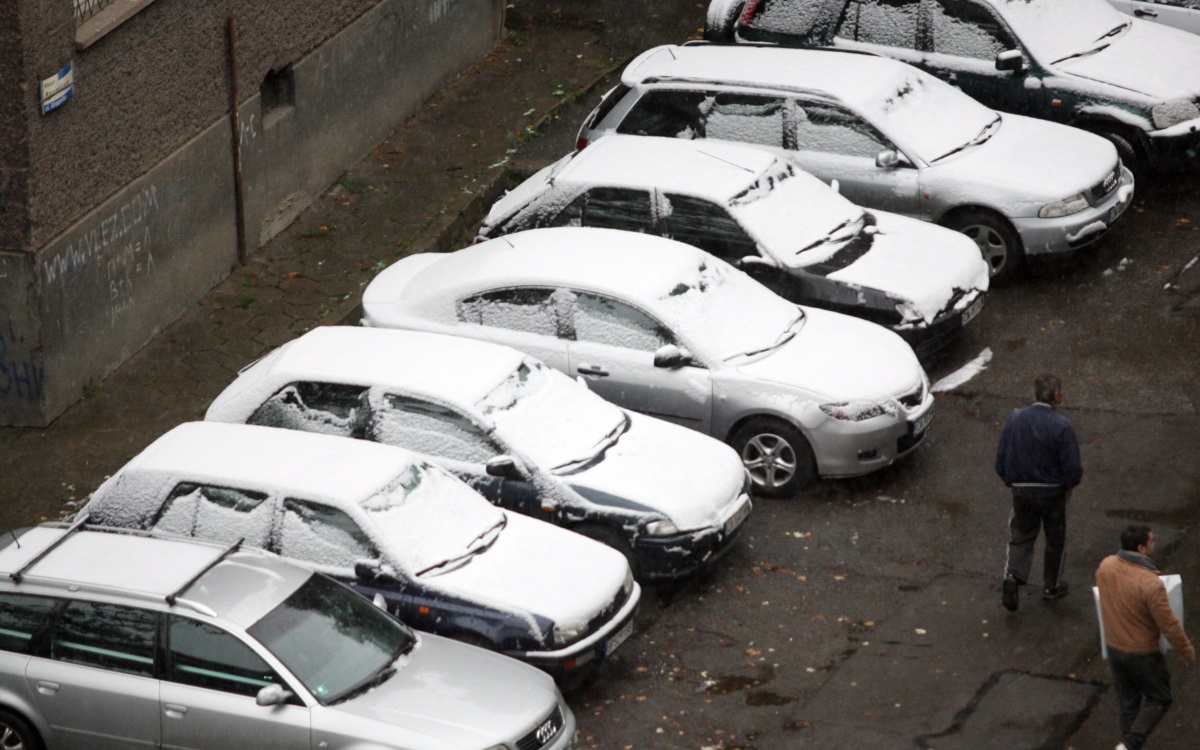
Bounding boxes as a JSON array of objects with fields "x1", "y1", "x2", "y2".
[{"x1": 1, "y1": 0, "x2": 504, "y2": 426}]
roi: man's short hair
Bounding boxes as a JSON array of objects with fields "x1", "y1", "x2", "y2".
[
  {"x1": 1035, "y1": 374, "x2": 1062, "y2": 404},
  {"x1": 1121, "y1": 524, "x2": 1152, "y2": 552}
]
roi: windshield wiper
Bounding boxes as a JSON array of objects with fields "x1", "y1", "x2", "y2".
[
  {"x1": 729, "y1": 312, "x2": 805, "y2": 360},
  {"x1": 1052, "y1": 41, "x2": 1111, "y2": 65},
  {"x1": 1095, "y1": 22, "x2": 1129, "y2": 42},
  {"x1": 551, "y1": 413, "x2": 631, "y2": 474},
  {"x1": 331, "y1": 664, "x2": 396, "y2": 704},
  {"x1": 931, "y1": 117, "x2": 1000, "y2": 163}
]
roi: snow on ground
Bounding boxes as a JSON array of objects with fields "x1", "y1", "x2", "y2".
[{"x1": 932, "y1": 348, "x2": 993, "y2": 393}]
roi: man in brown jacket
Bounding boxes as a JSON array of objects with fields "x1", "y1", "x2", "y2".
[{"x1": 1095, "y1": 525, "x2": 1194, "y2": 750}]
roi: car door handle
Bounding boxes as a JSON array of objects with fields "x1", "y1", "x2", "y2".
[
  {"x1": 576, "y1": 364, "x2": 609, "y2": 377},
  {"x1": 1134, "y1": 8, "x2": 1157, "y2": 17},
  {"x1": 35, "y1": 681, "x2": 59, "y2": 695},
  {"x1": 164, "y1": 704, "x2": 189, "y2": 718}
]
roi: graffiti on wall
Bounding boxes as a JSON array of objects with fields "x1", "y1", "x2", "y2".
[
  {"x1": 42, "y1": 184, "x2": 160, "y2": 329},
  {"x1": 0, "y1": 333, "x2": 44, "y2": 403}
]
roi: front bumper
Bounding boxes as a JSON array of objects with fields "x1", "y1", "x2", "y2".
[
  {"x1": 811, "y1": 394, "x2": 934, "y2": 478},
  {"x1": 513, "y1": 581, "x2": 642, "y2": 678},
  {"x1": 1147, "y1": 117, "x2": 1200, "y2": 168},
  {"x1": 633, "y1": 492, "x2": 753, "y2": 581},
  {"x1": 896, "y1": 290, "x2": 986, "y2": 360},
  {"x1": 1011, "y1": 166, "x2": 1134, "y2": 257}
]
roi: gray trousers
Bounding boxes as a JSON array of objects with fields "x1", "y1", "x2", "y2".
[{"x1": 1004, "y1": 489, "x2": 1067, "y2": 589}]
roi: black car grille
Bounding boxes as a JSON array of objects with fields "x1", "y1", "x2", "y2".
[
  {"x1": 518, "y1": 706, "x2": 565, "y2": 750},
  {"x1": 898, "y1": 384, "x2": 925, "y2": 409},
  {"x1": 1087, "y1": 166, "x2": 1120, "y2": 205}
]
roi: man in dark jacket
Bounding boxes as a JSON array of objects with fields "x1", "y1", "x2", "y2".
[
  {"x1": 1096, "y1": 525, "x2": 1193, "y2": 750},
  {"x1": 995, "y1": 373, "x2": 1082, "y2": 611}
]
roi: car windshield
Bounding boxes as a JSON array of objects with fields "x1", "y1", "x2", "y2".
[
  {"x1": 248, "y1": 574, "x2": 416, "y2": 705},
  {"x1": 993, "y1": 0, "x2": 1131, "y2": 65},
  {"x1": 728, "y1": 165, "x2": 867, "y2": 269},
  {"x1": 360, "y1": 461, "x2": 507, "y2": 576},
  {"x1": 860, "y1": 71, "x2": 1000, "y2": 165},
  {"x1": 653, "y1": 257, "x2": 805, "y2": 362},
  {"x1": 477, "y1": 360, "x2": 629, "y2": 473}
]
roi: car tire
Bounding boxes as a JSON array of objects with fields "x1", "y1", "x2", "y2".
[
  {"x1": 0, "y1": 709, "x2": 42, "y2": 750},
  {"x1": 1097, "y1": 129, "x2": 1146, "y2": 190},
  {"x1": 730, "y1": 418, "x2": 816, "y2": 498},
  {"x1": 573, "y1": 523, "x2": 638, "y2": 577},
  {"x1": 704, "y1": 1, "x2": 746, "y2": 42},
  {"x1": 942, "y1": 209, "x2": 1024, "y2": 285}
]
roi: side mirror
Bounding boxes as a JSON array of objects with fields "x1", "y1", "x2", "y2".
[
  {"x1": 256, "y1": 683, "x2": 294, "y2": 707},
  {"x1": 486, "y1": 455, "x2": 523, "y2": 480},
  {"x1": 653, "y1": 344, "x2": 692, "y2": 369},
  {"x1": 875, "y1": 149, "x2": 899, "y2": 169},
  {"x1": 995, "y1": 49, "x2": 1024, "y2": 73}
]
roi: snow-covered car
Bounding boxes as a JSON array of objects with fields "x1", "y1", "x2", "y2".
[
  {"x1": 363, "y1": 227, "x2": 936, "y2": 497},
  {"x1": 206, "y1": 327, "x2": 753, "y2": 581},
  {"x1": 478, "y1": 135, "x2": 987, "y2": 358},
  {"x1": 705, "y1": 0, "x2": 1200, "y2": 184},
  {"x1": 577, "y1": 44, "x2": 1135, "y2": 283},
  {"x1": 80, "y1": 422, "x2": 639, "y2": 679},
  {"x1": 0, "y1": 524, "x2": 575, "y2": 750},
  {"x1": 1109, "y1": 0, "x2": 1200, "y2": 36}
]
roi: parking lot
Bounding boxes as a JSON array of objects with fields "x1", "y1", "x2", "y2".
[{"x1": 1, "y1": 1, "x2": 1198, "y2": 748}]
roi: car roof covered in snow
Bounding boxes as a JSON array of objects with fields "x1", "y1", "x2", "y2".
[
  {"x1": 239, "y1": 326, "x2": 529, "y2": 412},
  {"x1": 393, "y1": 227, "x2": 724, "y2": 322},
  {"x1": 110, "y1": 421, "x2": 420, "y2": 505}
]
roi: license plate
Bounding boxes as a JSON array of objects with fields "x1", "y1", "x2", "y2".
[
  {"x1": 605, "y1": 619, "x2": 634, "y2": 656},
  {"x1": 961, "y1": 296, "x2": 984, "y2": 327},
  {"x1": 1109, "y1": 194, "x2": 1129, "y2": 224},
  {"x1": 722, "y1": 498, "x2": 752, "y2": 537},
  {"x1": 910, "y1": 410, "x2": 934, "y2": 437}
]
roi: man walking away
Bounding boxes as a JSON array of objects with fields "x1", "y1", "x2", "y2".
[
  {"x1": 1096, "y1": 525, "x2": 1193, "y2": 750},
  {"x1": 995, "y1": 373, "x2": 1082, "y2": 611}
]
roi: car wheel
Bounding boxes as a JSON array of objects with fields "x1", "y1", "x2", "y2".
[
  {"x1": 573, "y1": 523, "x2": 638, "y2": 576},
  {"x1": 704, "y1": 0, "x2": 746, "y2": 42},
  {"x1": 1097, "y1": 130, "x2": 1146, "y2": 190},
  {"x1": 942, "y1": 209, "x2": 1024, "y2": 285},
  {"x1": 730, "y1": 418, "x2": 815, "y2": 498},
  {"x1": 0, "y1": 710, "x2": 42, "y2": 750}
]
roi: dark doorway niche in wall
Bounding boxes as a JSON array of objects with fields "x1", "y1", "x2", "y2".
[{"x1": 261, "y1": 66, "x2": 295, "y2": 128}]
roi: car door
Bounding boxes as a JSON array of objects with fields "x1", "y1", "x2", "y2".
[
  {"x1": 455, "y1": 287, "x2": 572, "y2": 372},
  {"x1": 563, "y1": 290, "x2": 713, "y2": 432},
  {"x1": 834, "y1": 0, "x2": 926, "y2": 66},
  {"x1": 923, "y1": 0, "x2": 1044, "y2": 115},
  {"x1": 790, "y1": 100, "x2": 923, "y2": 216},
  {"x1": 148, "y1": 483, "x2": 275, "y2": 550},
  {"x1": 160, "y1": 615, "x2": 310, "y2": 750},
  {"x1": 26, "y1": 600, "x2": 160, "y2": 750},
  {"x1": 246, "y1": 381, "x2": 371, "y2": 440},
  {"x1": 365, "y1": 391, "x2": 547, "y2": 519},
  {"x1": 547, "y1": 186, "x2": 658, "y2": 236},
  {"x1": 1119, "y1": 0, "x2": 1200, "y2": 34}
]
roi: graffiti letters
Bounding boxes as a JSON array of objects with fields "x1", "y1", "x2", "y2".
[
  {"x1": 0, "y1": 334, "x2": 44, "y2": 403},
  {"x1": 43, "y1": 184, "x2": 160, "y2": 286}
]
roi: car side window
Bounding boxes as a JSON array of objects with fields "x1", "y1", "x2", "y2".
[
  {"x1": 167, "y1": 616, "x2": 283, "y2": 698},
  {"x1": 152, "y1": 483, "x2": 273, "y2": 548},
  {"x1": 550, "y1": 187, "x2": 656, "y2": 233},
  {"x1": 847, "y1": 0, "x2": 921, "y2": 48},
  {"x1": 48, "y1": 601, "x2": 157, "y2": 677},
  {"x1": 702, "y1": 93, "x2": 788, "y2": 149},
  {"x1": 794, "y1": 102, "x2": 891, "y2": 158},
  {"x1": 279, "y1": 499, "x2": 380, "y2": 570},
  {"x1": 372, "y1": 393, "x2": 503, "y2": 464},
  {"x1": 456, "y1": 287, "x2": 565, "y2": 337},
  {"x1": 617, "y1": 89, "x2": 709, "y2": 139},
  {"x1": 0, "y1": 593, "x2": 57, "y2": 655},
  {"x1": 571, "y1": 293, "x2": 673, "y2": 352},
  {"x1": 929, "y1": 0, "x2": 1016, "y2": 59},
  {"x1": 661, "y1": 194, "x2": 759, "y2": 263},
  {"x1": 248, "y1": 381, "x2": 370, "y2": 440}
]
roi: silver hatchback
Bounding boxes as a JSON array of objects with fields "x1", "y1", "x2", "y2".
[{"x1": 0, "y1": 523, "x2": 575, "y2": 750}]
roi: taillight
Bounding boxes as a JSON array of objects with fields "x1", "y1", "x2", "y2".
[
  {"x1": 740, "y1": 0, "x2": 762, "y2": 26},
  {"x1": 576, "y1": 136, "x2": 589, "y2": 151}
]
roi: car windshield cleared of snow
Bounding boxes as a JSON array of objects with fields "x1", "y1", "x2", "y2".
[
  {"x1": 477, "y1": 360, "x2": 629, "y2": 473},
  {"x1": 360, "y1": 462, "x2": 507, "y2": 576},
  {"x1": 727, "y1": 165, "x2": 866, "y2": 269},
  {"x1": 865, "y1": 72, "x2": 999, "y2": 164},
  {"x1": 248, "y1": 574, "x2": 416, "y2": 705},
  {"x1": 992, "y1": 0, "x2": 1131, "y2": 63},
  {"x1": 654, "y1": 258, "x2": 804, "y2": 362}
]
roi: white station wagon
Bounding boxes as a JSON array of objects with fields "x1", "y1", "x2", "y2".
[
  {"x1": 363, "y1": 227, "x2": 936, "y2": 496},
  {"x1": 577, "y1": 44, "x2": 1134, "y2": 283}
]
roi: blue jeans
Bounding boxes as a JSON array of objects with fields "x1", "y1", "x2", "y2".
[{"x1": 1109, "y1": 647, "x2": 1172, "y2": 750}]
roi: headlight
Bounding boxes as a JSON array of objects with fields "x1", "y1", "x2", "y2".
[
  {"x1": 1038, "y1": 193, "x2": 1088, "y2": 219},
  {"x1": 645, "y1": 518, "x2": 679, "y2": 536},
  {"x1": 553, "y1": 621, "x2": 585, "y2": 646},
  {"x1": 820, "y1": 401, "x2": 894, "y2": 422},
  {"x1": 893, "y1": 299, "x2": 923, "y2": 325},
  {"x1": 621, "y1": 568, "x2": 635, "y2": 597},
  {"x1": 1152, "y1": 99, "x2": 1200, "y2": 130}
]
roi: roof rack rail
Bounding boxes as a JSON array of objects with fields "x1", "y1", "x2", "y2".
[
  {"x1": 166, "y1": 537, "x2": 243, "y2": 605},
  {"x1": 8, "y1": 515, "x2": 89, "y2": 583}
]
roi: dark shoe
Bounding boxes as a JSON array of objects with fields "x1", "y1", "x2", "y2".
[
  {"x1": 1002, "y1": 576, "x2": 1019, "y2": 612},
  {"x1": 1043, "y1": 582, "x2": 1070, "y2": 601}
]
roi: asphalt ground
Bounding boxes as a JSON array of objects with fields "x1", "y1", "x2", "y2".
[{"x1": 2, "y1": 2, "x2": 1199, "y2": 749}]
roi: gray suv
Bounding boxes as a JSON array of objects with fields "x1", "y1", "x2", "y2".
[{"x1": 0, "y1": 523, "x2": 576, "y2": 750}]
